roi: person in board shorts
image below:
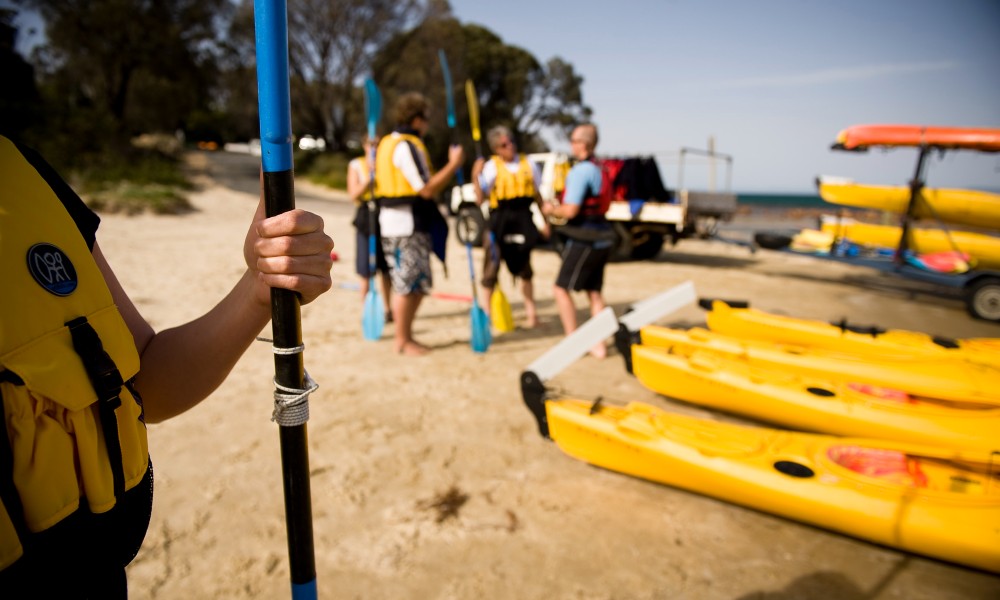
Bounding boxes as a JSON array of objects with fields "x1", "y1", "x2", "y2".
[
  {"x1": 541, "y1": 123, "x2": 614, "y2": 358},
  {"x1": 0, "y1": 134, "x2": 334, "y2": 597},
  {"x1": 373, "y1": 92, "x2": 464, "y2": 356},
  {"x1": 347, "y1": 138, "x2": 392, "y2": 323},
  {"x1": 471, "y1": 126, "x2": 550, "y2": 328}
]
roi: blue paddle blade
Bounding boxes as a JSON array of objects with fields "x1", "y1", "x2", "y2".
[
  {"x1": 438, "y1": 49, "x2": 457, "y2": 129},
  {"x1": 363, "y1": 78, "x2": 381, "y2": 140},
  {"x1": 470, "y1": 305, "x2": 492, "y2": 353},
  {"x1": 362, "y1": 286, "x2": 385, "y2": 341}
]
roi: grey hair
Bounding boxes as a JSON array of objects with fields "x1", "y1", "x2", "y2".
[{"x1": 487, "y1": 125, "x2": 514, "y2": 152}]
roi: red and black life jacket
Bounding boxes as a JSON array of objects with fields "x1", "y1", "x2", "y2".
[{"x1": 567, "y1": 157, "x2": 619, "y2": 226}]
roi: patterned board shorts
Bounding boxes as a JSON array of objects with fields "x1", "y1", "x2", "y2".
[{"x1": 382, "y1": 232, "x2": 433, "y2": 295}]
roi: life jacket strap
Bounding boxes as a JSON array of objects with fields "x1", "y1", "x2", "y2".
[{"x1": 66, "y1": 317, "x2": 127, "y2": 500}]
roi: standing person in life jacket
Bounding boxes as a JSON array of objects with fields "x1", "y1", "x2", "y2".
[
  {"x1": 470, "y1": 126, "x2": 551, "y2": 328},
  {"x1": 348, "y1": 138, "x2": 393, "y2": 323},
  {"x1": 541, "y1": 123, "x2": 614, "y2": 358},
  {"x1": 0, "y1": 134, "x2": 334, "y2": 597},
  {"x1": 374, "y1": 92, "x2": 464, "y2": 356}
]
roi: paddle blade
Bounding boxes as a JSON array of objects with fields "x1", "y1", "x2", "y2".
[
  {"x1": 363, "y1": 78, "x2": 381, "y2": 140},
  {"x1": 491, "y1": 287, "x2": 515, "y2": 333},
  {"x1": 438, "y1": 49, "x2": 456, "y2": 129},
  {"x1": 465, "y1": 79, "x2": 480, "y2": 142},
  {"x1": 471, "y1": 304, "x2": 492, "y2": 353},
  {"x1": 362, "y1": 287, "x2": 385, "y2": 341}
]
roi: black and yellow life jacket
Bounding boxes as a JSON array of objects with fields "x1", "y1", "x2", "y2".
[
  {"x1": 488, "y1": 155, "x2": 537, "y2": 210},
  {"x1": 374, "y1": 132, "x2": 431, "y2": 208},
  {"x1": 0, "y1": 136, "x2": 150, "y2": 570}
]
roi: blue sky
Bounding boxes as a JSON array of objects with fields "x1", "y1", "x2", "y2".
[{"x1": 449, "y1": 0, "x2": 1000, "y2": 192}]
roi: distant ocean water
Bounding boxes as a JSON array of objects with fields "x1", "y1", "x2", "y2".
[{"x1": 737, "y1": 193, "x2": 827, "y2": 209}]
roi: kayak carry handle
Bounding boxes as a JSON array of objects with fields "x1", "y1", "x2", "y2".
[
  {"x1": 520, "y1": 370, "x2": 550, "y2": 439},
  {"x1": 697, "y1": 297, "x2": 750, "y2": 311}
]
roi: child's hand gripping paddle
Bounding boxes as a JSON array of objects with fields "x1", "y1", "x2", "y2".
[
  {"x1": 441, "y1": 51, "x2": 489, "y2": 352},
  {"x1": 252, "y1": 1, "x2": 317, "y2": 596},
  {"x1": 466, "y1": 78, "x2": 514, "y2": 334},
  {"x1": 361, "y1": 78, "x2": 384, "y2": 341}
]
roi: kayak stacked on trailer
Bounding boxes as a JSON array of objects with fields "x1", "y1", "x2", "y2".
[
  {"x1": 753, "y1": 124, "x2": 1000, "y2": 322},
  {"x1": 521, "y1": 283, "x2": 1000, "y2": 574}
]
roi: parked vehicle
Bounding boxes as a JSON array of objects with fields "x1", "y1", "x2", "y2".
[{"x1": 450, "y1": 148, "x2": 740, "y2": 260}]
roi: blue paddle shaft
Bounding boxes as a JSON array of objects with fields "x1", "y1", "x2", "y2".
[
  {"x1": 255, "y1": 0, "x2": 293, "y2": 174},
  {"x1": 437, "y1": 51, "x2": 464, "y2": 185}
]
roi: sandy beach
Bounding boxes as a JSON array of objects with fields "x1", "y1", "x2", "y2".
[{"x1": 99, "y1": 154, "x2": 1000, "y2": 599}]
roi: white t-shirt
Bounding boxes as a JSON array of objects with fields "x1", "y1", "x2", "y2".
[{"x1": 379, "y1": 133, "x2": 430, "y2": 238}]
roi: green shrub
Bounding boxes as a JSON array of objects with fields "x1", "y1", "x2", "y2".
[
  {"x1": 295, "y1": 150, "x2": 354, "y2": 190},
  {"x1": 85, "y1": 182, "x2": 192, "y2": 215},
  {"x1": 76, "y1": 147, "x2": 193, "y2": 214}
]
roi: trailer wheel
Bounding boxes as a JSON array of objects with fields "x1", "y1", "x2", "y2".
[
  {"x1": 966, "y1": 277, "x2": 1000, "y2": 322},
  {"x1": 753, "y1": 232, "x2": 793, "y2": 250},
  {"x1": 455, "y1": 203, "x2": 486, "y2": 247},
  {"x1": 630, "y1": 232, "x2": 665, "y2": 260}
]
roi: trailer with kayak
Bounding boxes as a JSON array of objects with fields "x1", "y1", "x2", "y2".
[{"x1": 755, "y1": 124, "x2": 1000, "y2": 322}]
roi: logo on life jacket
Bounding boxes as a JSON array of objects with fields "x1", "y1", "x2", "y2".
[{"x1": 26, "y1": 243, "x2": 78, "y2": 296}]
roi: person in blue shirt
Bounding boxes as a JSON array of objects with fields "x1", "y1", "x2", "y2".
[{"x1": 542, "y1": 123, "x2": 613, "y2": 358}]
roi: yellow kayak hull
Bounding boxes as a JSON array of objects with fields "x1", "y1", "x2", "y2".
[
  {"x1": 704, "y1": 300, "x2": 1000, "y2": 363},
  {"x1": 631, "y1": 343, "x2": 1000, "y2": 452},
  {"x1": 546, "y1": 397, "x2": 1000, "y2": 573},
  {"x1": 819, "y1": 221, "x2": 1000, "y2": 270},
  {"x1": 638, "y1": 326, "x2": 1000, "y2": 405},
  {"x1": 818, "y1": 179, "x2": 1000, "y2": 231}
]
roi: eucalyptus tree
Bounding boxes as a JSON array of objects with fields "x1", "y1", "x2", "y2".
[
  {"x1": 285, "y1": 0, "x2": 422, "y2": 150},
  {"x1": 373, "y1": 16, "x2": 592, "y2": 159},
  {"x1": 21, "y1": 0, "x2": 230, "y2": 147}
]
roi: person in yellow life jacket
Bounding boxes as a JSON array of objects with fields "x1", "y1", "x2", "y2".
[
  {"x1": 470, "y1": 126, "x2": 551, "y2": 328},
  {"x1": 374, "y1": 92, "x2": 464, "y2": 356},
  {"x1": 541, "y1": 123, "x2": 613, "y2": 358},
  {"x1": 348, "y1": 138, "x2": 392, "y2": 322},
  {"x1": 0, "y1": 135, "x2": 334, "y2": 597}
]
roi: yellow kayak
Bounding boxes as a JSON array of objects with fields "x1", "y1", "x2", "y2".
[
  {"x1": 631, "y1": 343, "x2": 1000, "y2": 452},
  {"x1": 818, "y1": 178, "x2": 1000, "y2": 231},
  {"x1": 704, "y1": 300, "x2": 1000, "y2": 364},
  {"x1": 639, "y1": 326, "x2": 1000, "y2": 405},
  {"x1": 819, "y1": 220, "x2": 1000, "y2": 270},
  {"x1": 545, "y1": 396, "x2": 1000, "y2": 573}
]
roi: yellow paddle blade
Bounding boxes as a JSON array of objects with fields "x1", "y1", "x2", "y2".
[
  {"x1": 465, "y1": 79, "x2": 481, "y2": 142},
  {"x1": 491, "y1": 287, "x2": 515, "y2": 333}
]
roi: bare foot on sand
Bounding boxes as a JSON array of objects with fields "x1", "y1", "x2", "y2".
[
  {"x1": 589, "y1": 343, "x2": 607, "y2": 359},
  {"x1": 396, "y1": 341, "x2": 430, "y2": 356}
]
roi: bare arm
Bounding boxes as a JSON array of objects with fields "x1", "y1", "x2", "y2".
[
  {"x1": 418, "y1": 144, "x2": 464, "y2": 200},
  {"x1": 542, "y1": 201, "x2": 581, "y2": 221},
  {"x1": 100, "y1": 193, "x2": 334, "y2": 423},
  {"x1": 470, "y1": 157, "x2": 486, "y2": 206},
  {"x1": 346, "y1": 160, "x2": 369, "y2": 202}
]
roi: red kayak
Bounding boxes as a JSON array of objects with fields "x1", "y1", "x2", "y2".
[{"x1": 833, "y1": 124, "x2": 1000, "y2": 152}]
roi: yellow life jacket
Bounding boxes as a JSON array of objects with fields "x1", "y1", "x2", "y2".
[
  {"x1": 488, "y1": 155, "x2": 537, "y2": 209},
  {"x1": 0, "y1": 136, "x2": 149, "y2": 570},
  {"x1": 352, "y1": 156, "x2": 375, "y2": 204},
  {"x1": 374, "y1": 132, "x2": 431, "y2": 206}
]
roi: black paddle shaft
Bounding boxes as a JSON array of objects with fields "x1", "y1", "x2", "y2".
[{"x1": 262, "y1": 168, "x2": 316, "y2": 586}]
